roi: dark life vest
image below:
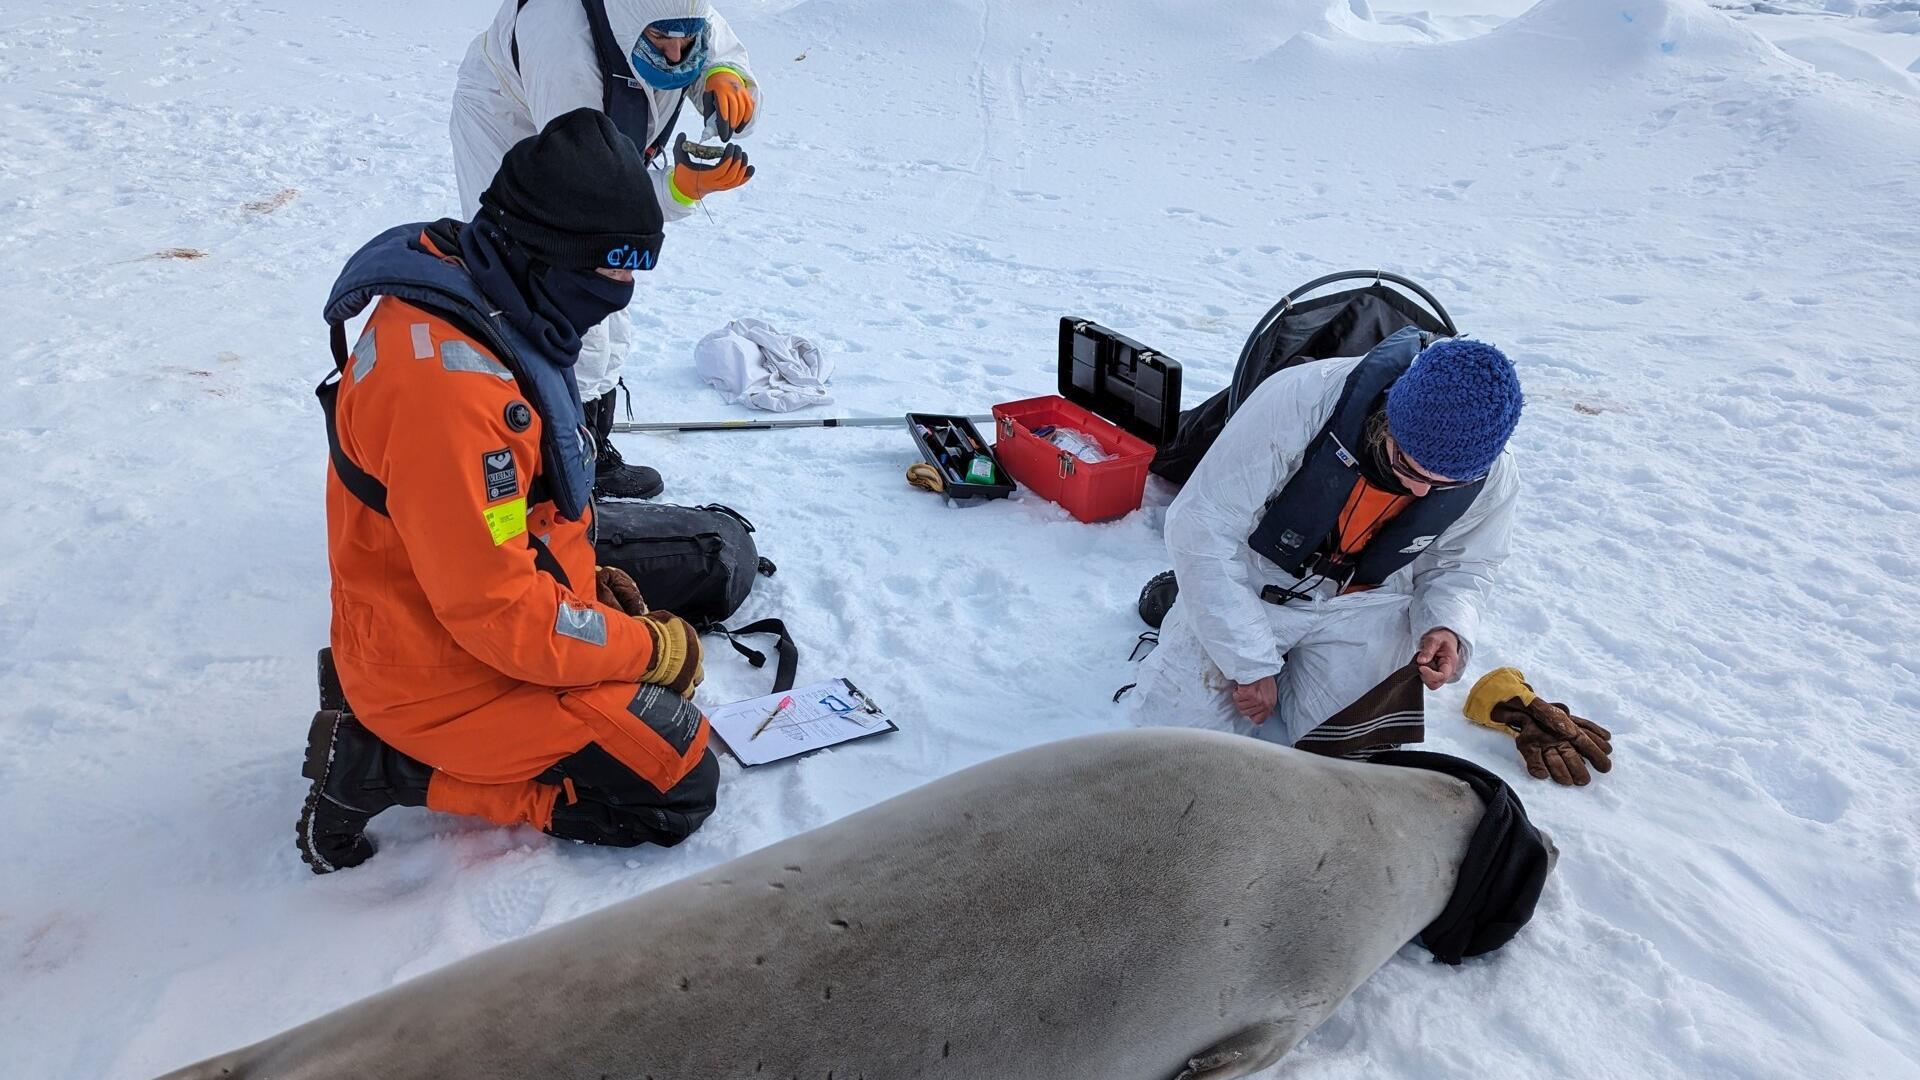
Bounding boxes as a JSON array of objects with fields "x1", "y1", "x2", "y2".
[
  {"x1": 320, "y1": 222, "x2": 596, "y2": 521},
  {"x1": 514, "y1": 0, "x2": 687, "y2": 162},
  {"x1": 1245, "y1": 326, "x2": 1484, "y2": 588}
]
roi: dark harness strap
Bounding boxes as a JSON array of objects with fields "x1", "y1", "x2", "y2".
[
  {"x1": 525, "y1": 530, "x2": 574, "y2": 591},
  {"x1": 320, "y1": 322, "x2": 390, "y2": 517},
  {"x1": 511, "y1": 1, "x2": 691, "y2": 168},
  {"x1": 323, "y1": 320, "x2": 568, "y2": 587},
  {"x1": 718, "y1": 617, "x2": 798, "y2": 694}
]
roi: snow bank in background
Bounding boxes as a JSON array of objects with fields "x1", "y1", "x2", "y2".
[
  {"x1": 3, "y1": 0, "x2": 1919, "y2": 1078},
  {"x1": 1489, "y1": 0, "x2": 1787, "y2": 69},
  {"x1": 1776, "y1": 33, "x2": 1920, "y2": 90},
  {"x1": 1714, "y1": 0, "x2": 1920, "y2": 73}
]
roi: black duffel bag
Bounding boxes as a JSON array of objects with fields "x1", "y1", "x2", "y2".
[{"x1": 593, "y1": 502, "x2": 795, "y2": 693}]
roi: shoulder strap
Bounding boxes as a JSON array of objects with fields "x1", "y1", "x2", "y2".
[
  {"x1": 718, "y1": 617, "x2": 797, "y2": 694},
  {"x1": 513, "y1": 2, "x2": 684, "y2": 160},
  {"x1": 321, "y1": 320, "x2": 570, "y2": 593},
  {"x1": 580, "y1": 0, "x2": 663, "y2": 153},
  {"x1": 512, "y1": 0, "x2": 530, "y2": 69},
  {"x1": 320, "y1": 322, "x2": 390, "y2": 517},
  {"x1": 526, "y1": 530, "x2": 574, "y2": 590},
  {"x1": 647, "y1": 94, "x2": 686, "y2": 161}
]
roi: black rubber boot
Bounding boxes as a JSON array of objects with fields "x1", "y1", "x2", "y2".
[
  {"x1": 296, "y1": 652, "x2": 433, "y2": 874},
  {"x1": 590, "y1": 387, "x2": 664, "y2": 500},
  {"x1": 1138, "y1": 569, "x2": 1179, "y2": 628},
  {"x1": 297, "y1": 711, "x2": 433, "y2": 874}
]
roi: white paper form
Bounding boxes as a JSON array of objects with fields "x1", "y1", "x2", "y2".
[{"x1": 705, "y1": 677, "x2": 898, "y2": 766}]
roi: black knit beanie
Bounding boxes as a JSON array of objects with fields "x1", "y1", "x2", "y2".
[{"x1": 478, "y1": 108, "x2": 664, "y2": 272}]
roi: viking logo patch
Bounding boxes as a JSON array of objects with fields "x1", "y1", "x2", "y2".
[{"x1": 483, "y1": 448, "x2": 518, "y2": 502}]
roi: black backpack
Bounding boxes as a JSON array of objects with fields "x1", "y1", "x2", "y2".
[{"x1": 593, "y1": 502, "x2": 796, "y2": 692}]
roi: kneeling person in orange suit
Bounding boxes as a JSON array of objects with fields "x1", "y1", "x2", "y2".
[{"x1": 299, "y1": 108, "x2": 715, "y2": 874}]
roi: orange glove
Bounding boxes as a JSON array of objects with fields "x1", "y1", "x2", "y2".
[
  {"x1": 703, "y1": 69, "x2": 755, "y2": 140},
  {"x1": 669, "y1": 133, "x2": 753, "y2": 205},
  {"x1": 637, "y1": 610, "x2": 704, "y2": 698}
]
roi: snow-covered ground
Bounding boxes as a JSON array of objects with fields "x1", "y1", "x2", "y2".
[{"x1": 3, "y1": 0, "x2": 1918, "y2": 1076}]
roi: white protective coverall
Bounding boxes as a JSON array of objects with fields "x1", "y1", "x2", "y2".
[
  {"x1": 451, "y1": 0, "x2": 762, "y2": 401},
  {"x1": 1131, "y1": 355, "x2": 1519, "y2": 745}
]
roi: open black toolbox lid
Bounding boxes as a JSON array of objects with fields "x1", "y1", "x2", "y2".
[{"x1": 1057, "y1": 318, "x2": 1182, "y2": 447}]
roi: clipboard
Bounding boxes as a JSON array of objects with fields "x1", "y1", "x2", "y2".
[{"x1": 706, "y1": 677, "x2": 898, "y2": 766}]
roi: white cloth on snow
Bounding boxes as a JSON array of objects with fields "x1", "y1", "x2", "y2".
[
  {"x1": 449, "y1": 0, "x2": 763, "y2": 401},
  {"x1": 1129, "y1": 354, "x2": 1518, "y2": 737},
  {"x1": 694, "y1": 319, "x2": 834, "y2": 412}
]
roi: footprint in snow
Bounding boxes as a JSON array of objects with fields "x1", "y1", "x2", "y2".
[{"x1": 466, "y1": 863, "x2": 557, "y2": 941}]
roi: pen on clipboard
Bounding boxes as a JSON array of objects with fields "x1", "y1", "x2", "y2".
[{"x1": 749, "y1": 696, "x2": 794, "y2": 740}]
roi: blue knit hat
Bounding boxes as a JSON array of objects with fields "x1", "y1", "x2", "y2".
[{"x1": 1384, "y1": 338, "x2": 1522, "y2": 480}]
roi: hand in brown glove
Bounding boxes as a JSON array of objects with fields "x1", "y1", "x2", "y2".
[
  {"x1": 636, "y1": 610, "x2": 704, "y2": 699},
  {"x1": 595, "y1": 566, "x2": 649, "y2": 617},
  {"x1": 1465, "y1": 667, "x2": 1614, "y2": 787},
  {"x1": 1498, "y1": 699, "x2": 1614, "y2": 786}
]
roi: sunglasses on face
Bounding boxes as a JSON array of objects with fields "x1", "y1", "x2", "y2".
[
  {"x1": 642, "y1": 17, "x2": 707, "y2": 46},
  {"x1": 1386, "y1": 438, "x2": 1480, "y2": 491}
]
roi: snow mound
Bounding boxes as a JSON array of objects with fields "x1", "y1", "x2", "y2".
[
  {"x1": 1488, "y1": 0, "x2": 1786, "y2": 70},
  {"x1": 1776, "y1": 33, "x2": 1920, "y2": 92},
  {"x1": 1264, "y1": 0, "x2": 1795, "y2": 84}
]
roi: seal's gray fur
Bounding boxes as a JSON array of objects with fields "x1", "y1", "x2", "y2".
[{"x1": 156, "y1": 729, "x2": 1497, "y2": 1080}]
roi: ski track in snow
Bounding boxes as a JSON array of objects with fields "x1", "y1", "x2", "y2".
[{"x1": 2, "y1": 1, "x2": 1918, "y2": 1077}]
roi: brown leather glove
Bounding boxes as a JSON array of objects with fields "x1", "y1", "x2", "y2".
[
  {"x1": 637, "y1": 611, "x2": 704, "y2": 699},
  {"x1": 595, "y1": 566, "x2": 648, "y2": 616},
  {"x1": 906, "y1": 461, "x2": 945, "y2": 493},
  {"x1": 1465, "y1": 667, "x2": 1613, "y2": 786},
  {"x1": 1500, "y1": 700, "x2": 1613, "y2": 786}
]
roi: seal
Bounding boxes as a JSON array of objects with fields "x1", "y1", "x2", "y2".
[{"x1": 155, "y1": 729, "x2": 1548, "y2": 1080}]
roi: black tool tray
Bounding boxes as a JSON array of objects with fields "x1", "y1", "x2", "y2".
[
  {"x1": 906, "y1": 412, "x2": 1016, "y2": 502},
  {"x1": 1057, "y1": 318, "x2": 1183, "y2": 447}
]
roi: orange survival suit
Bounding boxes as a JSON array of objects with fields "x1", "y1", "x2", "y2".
[{"x1": 320, "y1": 223, "x2": 715, "y2": 844}]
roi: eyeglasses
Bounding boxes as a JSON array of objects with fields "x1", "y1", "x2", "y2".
[{"x1": 1386, "y1": 438, "x2": 1480, "y2": 491}]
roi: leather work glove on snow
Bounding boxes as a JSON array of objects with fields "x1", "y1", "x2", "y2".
[
  {"x1": 637, "y1": 611, "x2": 705, "y2": 699},
  {"x1": 703, "y1": 69, "x2": 755, "y2": 141},
  {"x1": 595, "y1": 566, "x2": 648, "y2": 617},
  {"x1": 670, "y1": 133, "x2": 754, "y2": 205},
  {"x1": 905, "y1": 462, "x2": 946, "y2": 493},
  {"x1": 1465, "y1": 667, "x2": 1614, "y2": 786}
]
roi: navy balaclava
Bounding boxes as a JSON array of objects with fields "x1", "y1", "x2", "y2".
[
  {"x1": 461, "y1": 108, "x2": 660, "y2": 358},
  {"x1": 456, "y1": 217, "x2": 632, "y2": 362}
]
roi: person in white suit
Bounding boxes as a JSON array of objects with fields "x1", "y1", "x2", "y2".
[
  {"x1": 451, "y1": 0, "x2": 764, "y2": 498},
  {"x1": 1132, "y1": 331, "x2": 1523, "y2": 754}
]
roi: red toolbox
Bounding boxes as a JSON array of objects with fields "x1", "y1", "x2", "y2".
[{"x1": 990, "y1": 319, "x2": 1182, "y2": 523}]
